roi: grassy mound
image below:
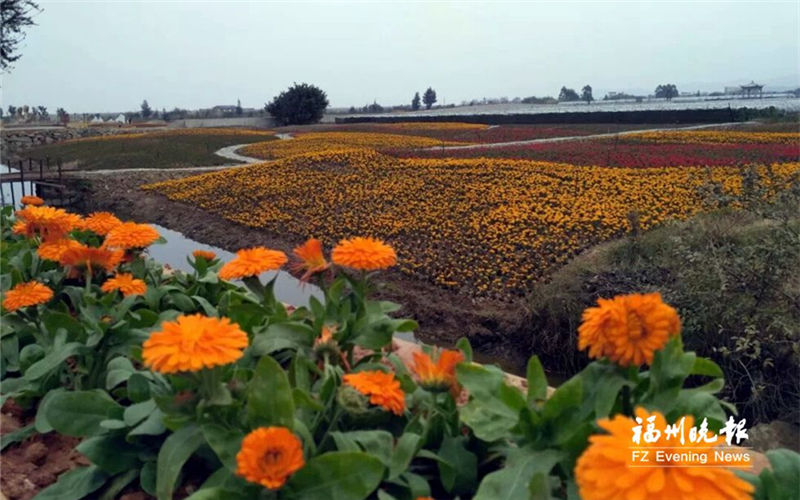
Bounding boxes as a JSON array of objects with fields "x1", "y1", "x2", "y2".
[
  {"x1": 25, "y1": 130, "x2": 276, "y2": 170},
  {"x1": 524, "y1": 189, "x2": 800, "y2": 424}
]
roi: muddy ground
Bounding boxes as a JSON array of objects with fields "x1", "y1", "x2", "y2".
[{"x1": 66, "y1": 169, "x2": 532, "y2": 375}]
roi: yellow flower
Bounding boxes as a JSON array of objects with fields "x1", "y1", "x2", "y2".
[
  {"x1": 2, "y1": 281, "x2": 53, "y2": 312},
  {"x1": 142, "y1": 314, "x2": 248, "y2": 373},
  {"x1": 20, "y1": 195, "x2": 44, "y2": 206},
  {"x1": 578, "y1": 293, "x2": 681, "y2": 366},
  {"x1": 291, "y1": 238, "x2": 330, "y2": 281},
  {"x1": 37, "y1": 238, "x2": 83, "y2": 262},
  {"x1": 101, "y1": 273, "x2": 147, "y2": 296},
  {"x1": 343, "y1": 370, "x2": 405, "y2": 415},
  {"x1": 103, "y1": 222, "x2": 160, "y2": 249},
  {"x1": 332, "y1": 237, "x2": 397, "y2": 271},
  {"x1": 192, "y1": 249, "x2": 217, "y2": 261},
  {"x1": 575, "y1": 408, "x2": 754, "y2": 500},
  {"x1": 218, "y1": 247, "x2": 287, "y2": 280},
  {"x1": 236, "y1": 427, "x2": 305, "y2": 490},
  {"x1": 14, "y1": 206, "x2": 78, "y2": 241},
  {"x1": 81, "y1": 212, "x2": 123, "y2": 236},
  {"x1": 411, "y1": 348, "x2": 464, "y2": 395}
]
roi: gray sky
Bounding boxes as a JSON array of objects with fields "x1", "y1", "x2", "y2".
[{"x1": 2, "y1": 1, "x2": 798, "y2": 113}]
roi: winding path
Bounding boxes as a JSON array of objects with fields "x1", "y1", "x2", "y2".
[{"x1": 67, "y1": 122, "x2": 752, "y2": 176}]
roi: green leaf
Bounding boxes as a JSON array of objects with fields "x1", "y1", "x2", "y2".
[
  {"x1": 77, "y1": 435, "x2": 142, "y2": 474},
  {"x1": 124, "y1": 399, "x2": 157, "y2": 427},
  {"x1": 251, "y1": 322, "x2": 315, "y2": 355},
  {"x1": 437, "y1": 436, "x2": 477, "y2": 495},
  {"x1": 34, "y1": 388, "x2": 66, "y2": 433},
  {"x1": 474, "y1": 449, "x2": 562, "y2": 500},
  {"x1": 127, "y1": 373, "x2": 151, "y2": 402},
  {"x1": 184, "y1": 488, "x2": 251, "y2": 500},
  {"x1": 331, "y1": 431, "x2": 393, "y2": 467},
  {"x1": 128, "y1": 408, "x2": 166, "y2": 437},
  {"x1": 543, "y1": 376, "x2": 583, "y2": 420},
  {"x1": 389, "y1": 433, "x2": 421, "y2": 480},
  {"x1": 526, "y1": 356, "x2": 548, "y2": 403},
  {"x1": 44, "y1": 390, "x2": 124, "y2": 437},
  {"x1": 156, "y1": 425, "x2": 205, "y2": 500},
  {"x1": 246, "y1": 355, "x2": 295, "y2": 429},
  {"x1": 455, "y1": 337, "x2": 473, "y2": 362},
  {"x1": 690, "y1": 357, "x2": 724, "y2": 378},
  {"x1": 761, "y1": 449, "x2": 800, "y2": 500},
  {"x1": 98, "y1": 469, "x2": 140, "y2": 500},
  {"x1": 0, "y1": 424, "x2": 35, "y2": 451},
  {"x1": 283, "y1": 451, "x2": 384, "y2": 500},
  {"x1": 201, "y1": 424, "x2": 244, "y2": 471},
  {"x1": 33, "y1": 465, "x2": 108, "y2": 500},
  {"x1": 23, "y1": 342, "x2": 84, "y2": 381}
]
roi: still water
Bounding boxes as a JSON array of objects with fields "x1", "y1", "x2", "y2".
[
  {"x1": 0, "y1": 165, "x2": 35, "y2": 209},
  {"x1": 147, "y1": 225, "x2": 323, "y2": 307}
]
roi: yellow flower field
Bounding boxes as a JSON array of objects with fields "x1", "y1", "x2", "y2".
[
  {"x1": 143, "y1": 147, "x2": 800, "y2": 297},
  {"x1": 623, "y1": 130, "x2": 800, "y2": 144},
  {"x1": 239, "y1": 131, "x2": 465, "y2": 159}
]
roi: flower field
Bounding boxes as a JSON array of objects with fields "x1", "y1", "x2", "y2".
[
  {"x1": 144, "y1": 146, "x2": 800, "y2": 297},
  {"x1": 621, "y1": 130, "x2": 800, "y2": 144},
  {"x1": 2, "y1": 202, "x2": 797, "y2": 500},
  {"x1": 239, "y1": 132, "x2": 465, "y2": 160},
  {"x1": 402, "y1": 140, "x2": 800, "y2": 167}
]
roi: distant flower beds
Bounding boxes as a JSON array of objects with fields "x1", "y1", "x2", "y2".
[
  {"x1": 240, "y1": 132, "x2": 464, "y2": 159},
  {"x1": 400, "y1": 140, "x2": 800, "y2": 167},
  {"x1": 144, "y1": 148, "x2": 800, "y2": 297},
  {"x1": 622, "y1": 130, "x2": 800, "y2": 144}
]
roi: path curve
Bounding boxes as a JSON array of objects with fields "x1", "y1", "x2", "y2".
[{"x1": 425, "y1": 121, "x2": 752, "y2": 151}]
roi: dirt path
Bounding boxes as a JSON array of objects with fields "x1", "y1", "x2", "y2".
[{"x1": 425, "y1": 121, "x2": 754, "y2": 150}]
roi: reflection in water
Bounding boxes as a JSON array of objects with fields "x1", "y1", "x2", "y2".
[
  {"x1": 1, "y1": 165, "x2": 35, "y2": 209},
  {"x1": 147, "y1": 225, "x2": 323, "y2": 307}
]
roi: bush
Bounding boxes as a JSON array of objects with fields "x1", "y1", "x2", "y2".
[
  {"x1": 524, "y1": 175, "x2": 800, "y2": 424},
  {"x1": 265, "y1": 83, "x2": 329, "y2": 126}
]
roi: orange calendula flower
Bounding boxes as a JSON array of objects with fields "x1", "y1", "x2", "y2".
[
  {"x1": 291, "y1": 238, "x2": 330, "y2": 281},
  {"x1": 236, "y1": 427, "x2": 305, "y2": 490},
  {"x1": 192, "y1": 249, "x2": 217, "y2": 261},
  {"x1": 578, "y1": 292, "x2": 681, "y2": 367},
  {"x1": 20, "y1": 195, "x2": 44, "y2": 206},
  {"x1": 2, "y1": 281, "x2": 53, "y2": 311},
  {"x1": 411, "y1": 348, "x2": 464, "y2": 394},
  {"x1": 59, "y1": 243, "x2": 124, "y2": 275},
  {"x1": 575, "y1": 408, "x2": 754, "y2": 500},
  {"x1": 101, "y1": 273, "x2": 147, "y2": 297},
  {"x1": 14, "y1": 206, "x2": 77, "y2": 241},
  {"x1": 218, "y1": 247, "x2": 288, "y2": 280},
  {"x1": 36, "y1": 238, "x2": 83, "y2": 261},
  {"x1": 81, "y1": 212, "x2": 123, "y2": 236},
  {"x1": 142, "y1": 314, "x2": 248, "y2": 373},
  {"x1": 103, "y1": 222, "x2": 160, "y2": 249},
  {"x1": 331, "y1": 237, "x2": 397, "y2": 271},
  {"x1": 343, "y1": 370, "x2": 406, "y2": 415}
]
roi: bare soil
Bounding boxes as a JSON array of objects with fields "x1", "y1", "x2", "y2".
[{"x1": 0, "y1": 401, "x2": 88, "y2": 500}]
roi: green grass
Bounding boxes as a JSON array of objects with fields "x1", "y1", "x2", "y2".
[
  {"x1": 522, "y1": 188, "x2": 800, "y2": 424},
  {"x1": 25, "y1": 132, "x2": 277, "y2": 170}
]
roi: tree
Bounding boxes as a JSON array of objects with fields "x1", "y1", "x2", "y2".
[
  {"x1": 558, "y1": 86, "x2": 580, "y2": 102},
  {"x1": 140, "y1": 99, "x2": 152, "y2": 119},
  {"x1": 265, "y1": 83, "x2": 329, "y2": 126},
  {"x1": 411, "y1": 92, "x2": 421, "y2": 111},
  {"x1": 422, "y1": 87, "x2": 437, "y2": 109},
  {"x1": 56, "y1": 107, "x2": 69, "y2": 125},
  {"x1": 655, "y1": 84, "x2": 679, "y2": 101},
  {"x1": 36, "y1": 105, "x2": 48, "y2": 120},
  {"x1": 7, "y1": 105, "x2": 16, "y2": 117},
  {"x1": 236, "y1": 98, "x2": 243, "y2": 116},
  {"x1": 1, "y1": 0, "x2": 41, "y2": 71},
  {"x1": 581, "y1": 85, "x2": 594, "y2": 104}
]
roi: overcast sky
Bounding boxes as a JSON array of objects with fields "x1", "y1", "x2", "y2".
[{"x1": 2, "y1": 1, "x2": 798, "y2": 113}]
